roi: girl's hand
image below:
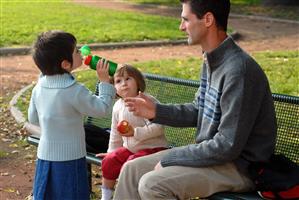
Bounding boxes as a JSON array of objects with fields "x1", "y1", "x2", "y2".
[
  {"x1": 119, "y1": 125, "x2": 134, "y2": 137},
  {"x1": 96, "y1": 58, "x2": 110, "y2": 83},
  {"x1": 95, "y1": 153, "x2": 108, "y2": 158}
]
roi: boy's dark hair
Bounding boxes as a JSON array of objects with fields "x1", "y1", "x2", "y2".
[
  {"x1": 113, "y1": 64, "x2": 146, "y2": 93},
  {"x1": 180, "y1": 0, "x2": 230, "y2": 31},
  {"x1": 32, "y1": 30, "x2": 77, "y2": 75}
]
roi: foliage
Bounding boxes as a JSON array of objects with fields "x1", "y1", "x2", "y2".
[{"x1": 1, "y1": 0, "x2": 184, "y2": 47}]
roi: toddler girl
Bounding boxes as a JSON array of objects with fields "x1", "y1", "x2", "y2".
[{"x1": 96, "y1": 64, "x2": 168, "y2": 200}]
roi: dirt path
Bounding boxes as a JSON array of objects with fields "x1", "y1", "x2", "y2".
[{"x1": 0, "y1": 1, "x2": 298, "y2": 199}]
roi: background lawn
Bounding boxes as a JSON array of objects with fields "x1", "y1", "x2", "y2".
[{"x1": 1, "y1": 0, "x2": 184, "y2": 47}]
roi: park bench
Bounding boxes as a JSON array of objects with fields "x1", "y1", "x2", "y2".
[{"x1": 27, "y1": 73, "x2": 299, "y2": 199}]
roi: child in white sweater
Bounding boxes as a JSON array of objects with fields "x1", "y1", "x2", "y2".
[
  {"x1": 28, "y1": 30, "x2": 116, "y2": 199},
  {"x1": 96, "y1": 64, "x2": 168, "y2": 200}
]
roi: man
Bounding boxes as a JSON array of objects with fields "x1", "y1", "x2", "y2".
[{"x1": 113, "y1": 0, "x2": 277, "y2": 199}]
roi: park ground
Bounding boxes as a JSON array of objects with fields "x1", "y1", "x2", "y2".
[{"x1": 0, "y1": 1, "x2": 298, "y2": 199}]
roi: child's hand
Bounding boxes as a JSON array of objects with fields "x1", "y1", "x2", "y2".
[
  {"x1": 119, "y1": 125, "x2": 134, "y2": 137},
  {"x1": 96, "y1": 153, "x2": 108, "y2": 158},
  {"x1": 96, "y1": 58, "x2": 110, "y2": 83}
]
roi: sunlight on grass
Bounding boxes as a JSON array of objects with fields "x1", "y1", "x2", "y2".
[{"x1": 1, "y1": 0, "x2": 184, "y2": 47}]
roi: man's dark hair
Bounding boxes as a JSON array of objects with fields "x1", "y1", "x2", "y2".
[
  {"x1": 180, "y1": 0, "x2": 230, "y2": 31},
  {"x1": 32, "y1": 30, "x2": 77, "y2": 75}
]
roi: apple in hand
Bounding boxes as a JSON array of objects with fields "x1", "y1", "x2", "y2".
[{"x1": 117, "y1": 120, "x2": 130, "y2": 134}]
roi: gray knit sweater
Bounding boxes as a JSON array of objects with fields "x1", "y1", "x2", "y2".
[{"x1": 155, "y1": 37, "x2": 277, "y2": 172}]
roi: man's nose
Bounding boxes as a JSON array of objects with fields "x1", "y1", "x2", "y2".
[{"x1": 179, "y1": 21, "x2": 185, "y2": 31}]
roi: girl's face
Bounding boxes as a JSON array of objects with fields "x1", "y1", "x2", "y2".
[{"x1": 114, "y1": 72, "x2": 138, "y2": 98}]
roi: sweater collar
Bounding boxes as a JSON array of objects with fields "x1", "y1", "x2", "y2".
[
  {"x1": 203, "y1": 36, "x2": 241, "y2": 69},
  {"x1": 39, "y1": 73, "x2": 76, "y2": 88}
]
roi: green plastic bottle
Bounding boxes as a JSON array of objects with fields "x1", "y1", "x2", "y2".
[{"x1": 80, "y1": 45, "x2": 118, "y2": 76}]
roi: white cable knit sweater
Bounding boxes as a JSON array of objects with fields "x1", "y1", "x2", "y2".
[{"x1": 108, "y1": 97, "x2": 168, "y2": 153}]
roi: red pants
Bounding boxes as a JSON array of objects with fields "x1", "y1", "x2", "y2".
[{"x1": 102, "y1": 147, "x2": 167, "y2": 180}]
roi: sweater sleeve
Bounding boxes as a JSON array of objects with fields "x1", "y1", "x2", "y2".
[
  {"x1": 161, "y1": 69, "x2": 267, "y2": 167},
  {"x1": 73, "y1": 82, "x2": 116, "y2": 117},
  {"x1": 28, "y1": 86, "x2": 39, "y2": 126},
  {"x1": 107, "y1": 101, "x2": 123, "y2": 153},
  {"x1": 152, "y1": 88, "x2": 200, "y2": 127}
]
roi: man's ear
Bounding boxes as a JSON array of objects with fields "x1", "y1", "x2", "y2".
[
  {"x1": 204, "y1": 12, "x2": 214, "y2": 28},
  {"x1": 61, "y1": 60, "x2": 71, "y2": 71}
]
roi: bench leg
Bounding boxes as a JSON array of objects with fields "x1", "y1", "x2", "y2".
[{"x1": 87, "y1": 163, "x2": 92, "y2": 193}]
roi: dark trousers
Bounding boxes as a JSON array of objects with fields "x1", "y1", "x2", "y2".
[{"x1": 84, "y1": 124, "x2": 110, "y2": 193}]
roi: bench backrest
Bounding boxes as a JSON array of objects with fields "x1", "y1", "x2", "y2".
[{"x1": 85, "y1": 73, "x2": 299, "y2": 164}]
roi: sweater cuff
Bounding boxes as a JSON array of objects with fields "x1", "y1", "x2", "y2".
[
  {"x1": 160, "y1": 148, "x2": 177, "y2": 167},
  {"x1": 98, "y1": 82, "x2": 116, "y2": 96},
  {"x1": 151, "y1": 103, "x2": 171, "y2": 123}
]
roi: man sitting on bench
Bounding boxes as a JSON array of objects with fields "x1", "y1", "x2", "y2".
[{"x1": 113, "y1": 0, "x2": 277, "y2": 199}]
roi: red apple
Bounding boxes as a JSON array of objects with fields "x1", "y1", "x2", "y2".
[{"x1": 117, "y1": 120, "x2": 130, "y2": 134}]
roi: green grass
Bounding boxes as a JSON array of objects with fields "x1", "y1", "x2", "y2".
[
  {"x1": 253, "y1": 51, "x2": 299, "y2": 96},
  {"x1": 127, "y1": 0, "x2": 180, "y2": 6},
  {"x1": 15, "y1": 86, "x2": 33, "y2": 121},
  {"x1": 129, "y1": 0, "x2": 260, "y2": 6},
  {"x1": 126, "y1": 0, "x2": 299, "y2": 20},
  {"x1": 1, "y1": 0, "x2": 184, "y2": 47}
]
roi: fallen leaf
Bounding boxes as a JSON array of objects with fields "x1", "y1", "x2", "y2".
[{"x1": 3, "y1": 188, "x2": 15, "y2": 193}]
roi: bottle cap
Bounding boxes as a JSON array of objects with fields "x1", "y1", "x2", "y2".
[
  {"x1": 84, "y1": 55, "x2": 92, "y2": 65},
  {"x1": 80, "y1": 45, "x2": 91, "y2": 56}
]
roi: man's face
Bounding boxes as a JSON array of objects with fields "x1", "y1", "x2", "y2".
[{"x1": 179, "y1": 3, "x2": 207, "y2": 45}]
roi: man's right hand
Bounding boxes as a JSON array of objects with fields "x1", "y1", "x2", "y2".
[{"x1": 124, "y1": 92, "x2": 156, "y2": 119}]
